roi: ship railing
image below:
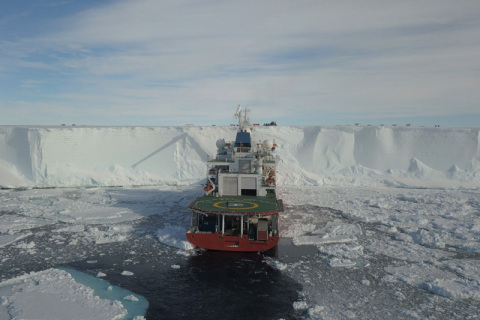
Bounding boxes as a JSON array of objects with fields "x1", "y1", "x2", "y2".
[
  {"x1": 228, "y1": 170, "x2": 257, "y2": 174},
  {"x1": 262, "y1": 156, "x2": 276, "y2": 163},
  {"x1": 233, "y1": 147, "x2": 251, "y2": 153},
  {"x1": 207, "y1": 155, "x2": 233, "y2": 162},
  {"x1": 262, "y1": 182, "x2": 276, "y2": 187}
]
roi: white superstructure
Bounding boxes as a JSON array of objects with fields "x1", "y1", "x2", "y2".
[{"x1": 205, "y1": 106, "x2": 278, "y2": 198}]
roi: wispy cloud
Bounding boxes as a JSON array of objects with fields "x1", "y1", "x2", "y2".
[{"x1": 1, "y1": 0, "x2": 479, "y2": 126}]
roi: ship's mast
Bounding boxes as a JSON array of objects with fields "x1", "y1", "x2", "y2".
[{"x1": 233, "y1": 105, "x2": 251, "y2": 132}]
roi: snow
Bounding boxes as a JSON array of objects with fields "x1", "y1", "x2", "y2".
[
  {"x1": 425, "y1": 279, "x2": 480, "y2": 300},
  {"x1": 0, "y1": 268, "x2": 147, "y2": 320},
  {"x1": 292, "y1": 221, "x2": 362, "y2": 246},
  {"x1": 277, "y1": 185, "x2": 480, "y2": 317},
  {"x1": 124, "y1": 295, "x2": 140, "y2": 302},
  {"x1": 1, "y1": 125, "x2": 479, "y2": 188},
  {"x1": 156, "y1": 224, "x2": 194, "y2": 250},
  {"x1": 293, "y1": 300, "x2": 309, "y2": 310},
  {"x1": 0, "y1": 124, "x2": 479, "y2": 319}
]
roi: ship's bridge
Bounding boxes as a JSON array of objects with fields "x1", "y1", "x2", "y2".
[{"x1": 234, "y1": 132, "x2": 252, "y2": 153}]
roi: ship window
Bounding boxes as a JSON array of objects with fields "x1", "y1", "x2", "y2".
[
  {"x1": 239, "y1": 160, "x2": 251, "y2": 173},
  {"x1": 218, "y1": 166, "x2": 229, "y2": 172},
  {"x1": 234, "y1": 132, "x2": 252, "y2": 148},
  {"x1": 241, "y1": 189, "x2": 257, "y2": 196}
]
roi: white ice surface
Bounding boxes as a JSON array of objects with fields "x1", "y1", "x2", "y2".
[
  {"x1": 425, "y1": 279, "x2": 480, "y2": 300},
  {"x1": 278, "y1": 184, "x2": 480, "y2": 317},
  {"x1": 0, "y1": 160, "x2": 32, "y2": 188},
  {"x1": 0, "y1": 269, "x2": 130, "y2": 320},
  {"x1": 156, "y1": 224, "x2": 194, "y2": 251},
  {"x1": 282, "y1": 186, "x2": 480, "y2": 255},
  {"x1": 1, "y1": 125, "x2": 479, "y2": 188}
]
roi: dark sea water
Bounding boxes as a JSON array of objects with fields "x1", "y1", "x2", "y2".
[
  {"x1": 0, "y1": 186, "x2": 314, "y2": 320},
  {"x1": 67, "y1": 238, "x2": 314, "y2": 320}
]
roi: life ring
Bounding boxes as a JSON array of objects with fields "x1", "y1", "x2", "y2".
[
  {"x1": 267, "y1": 178, "x2": 275, "y2": 184},
  {"x1": 204, "y1": 184, "x2": 212, "y2": 191}
]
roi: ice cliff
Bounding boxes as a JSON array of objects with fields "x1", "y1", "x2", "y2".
[{"x1": 1, "y1": 125, "x2": 479, "y2": 188}]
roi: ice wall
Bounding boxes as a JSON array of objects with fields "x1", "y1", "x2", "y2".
[{"x1": 0, "y1": 125, "x2": 479, "y2": 188}]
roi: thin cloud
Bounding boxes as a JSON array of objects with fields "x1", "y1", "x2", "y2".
[{"x1": 0, "y1": 0, "x2": 479, "y2": 126}]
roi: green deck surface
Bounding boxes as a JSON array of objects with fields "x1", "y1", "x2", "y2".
[{"x1": 189, "y1": 195, "x2": 278, "y2": 214}]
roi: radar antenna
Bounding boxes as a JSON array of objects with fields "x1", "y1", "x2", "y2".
[
  {"x1": 233, "y1": 105, "x2": 251, "y2": 131},
  {"x1": 234, "y1": 105, "x2": 242, "y2": 119}
]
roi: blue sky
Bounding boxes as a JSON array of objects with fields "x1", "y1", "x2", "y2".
[{"x1": 1, "y1": 0, "x2": 479, "y2": 127}]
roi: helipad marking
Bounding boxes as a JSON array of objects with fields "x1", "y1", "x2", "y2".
[{"x1": 213, "y1": 201, "x2": 259, "y2": 210}]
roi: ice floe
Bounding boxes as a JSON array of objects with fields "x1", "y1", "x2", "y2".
[
  {"x1": 0, "y1": 269, "x2": 135, "y2": 320},
  {"x1": 156, "y1": 224, "x2": 194, "y2": 250}
]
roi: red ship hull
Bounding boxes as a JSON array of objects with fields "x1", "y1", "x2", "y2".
[{"x1": 186, "y1": 231, "x2": 279, "y2": 252}]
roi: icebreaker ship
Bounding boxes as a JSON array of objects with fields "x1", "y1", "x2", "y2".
[{"x1": 186, "y1": 106, "x2": 283, "y2": 251}]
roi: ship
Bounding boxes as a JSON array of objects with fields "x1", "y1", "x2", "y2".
[{"x1": 186, "y1": 106, "x2": 283, "y2": 252}]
